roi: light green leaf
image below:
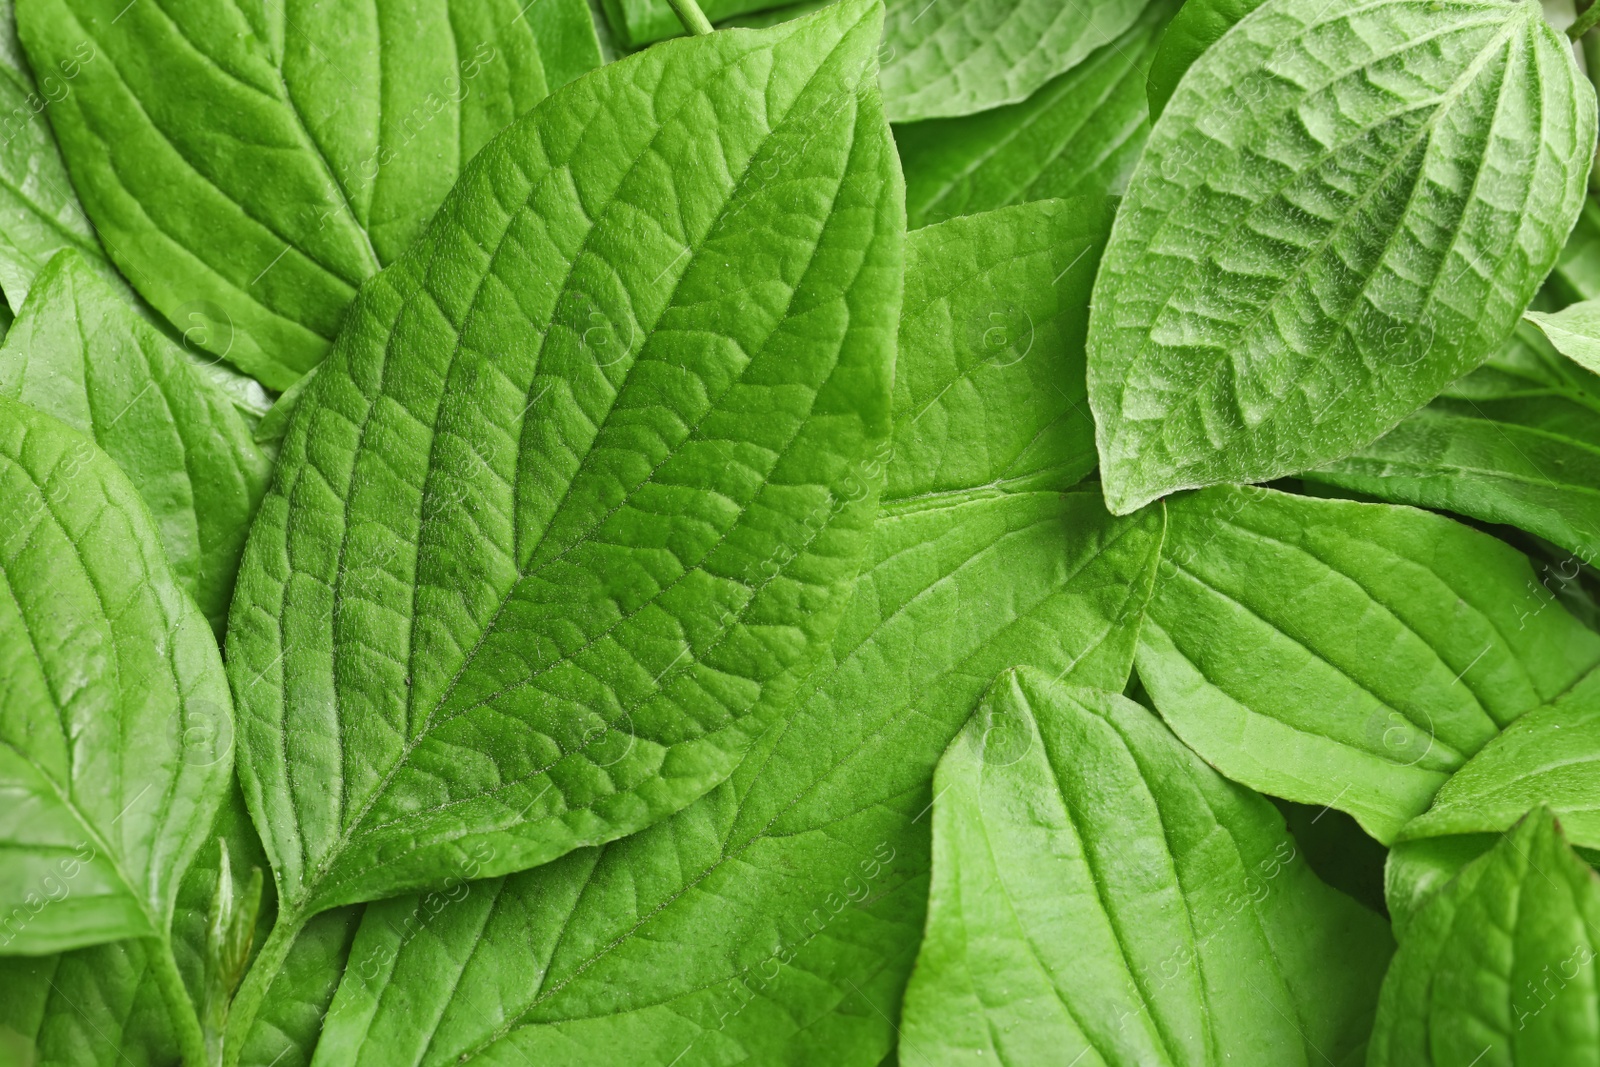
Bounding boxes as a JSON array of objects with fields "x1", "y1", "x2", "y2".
[
  {"x1": 0, "y1": 395, "x2": 234, "y2": 956},
  {"x1": 228, "y1": 0, "x2": 901, "y2": 931},
  {"x1": 1369, "y1": 808, "x2": 1600, "y2": 1066},
  {"x1": 896, "y1": 1, "x2": 1171, "y2": 230},
  {"x1": 1527, "y1": 297, "x2": 1600, "y2": 376},
  {"x1": 880, "y1": 0, "x2": 1150, "y2": 122},
  {"x1": 1551, "y1": 195, "x2": 1600, "y2": 302},
  {"x1": 900, "y1": 669, "x2": 1392, "y2": 1066},
  {"x1": 15, "y1": 0, "x2": 603, "y2": 388},
  {"x1": 1142, "y1": 0, "x2": 1262, "y2": 118},
  {"x1": 268, "y1": 200, "x2": 1162, "y2": 1067},
  {"x1": 1087, "y1": 0, "x2": 1596, "y2": 515},
  {"x1": 0, "y1": 0, "x2": 115, "y2": 308},
  {"x1": 0, "y1": 249, "x2": 271, "y2": 632},
  {"x1": 1398, "y1": 668, "x2": 1600, "y2": 850},
  {"x1": 1135, "y1": 486, "x2": 1600, "y2": 843},
  {"x1": 1304, "y1": 323, "x2": 1600, "y2": 565}
]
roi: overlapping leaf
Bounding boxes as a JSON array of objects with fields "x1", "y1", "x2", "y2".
[
  {"x1": 1088, "y1": 0, "x2": 1595, "y2": 514},
  {"x1": 1135, "y1": 486, "x2": 1600, "y2": 843},
  {"x1": 0, "y1": 249, "x2": 271, "y2": 631},
  {"x1": 228, "y1": 0, "x2": 903, "y2": 929},
  {"x1": 243, "y1": 200, "x2": 1164, "y2": 1067},
  {"x1": 896, "y1": 1, "x2": 1170, "y2": 230},
  {"x1": 15, "y1": 0, "x2": 603, "y2": 386},
  {"x1": 1370, "y1": 809, "x2": 1600, "y2": 1066},
  {"x1": 0, "y1": 396, "x2": 234, "y2": 956},
  {"x1": 1306, "y1": 325, "x2": 1600, "y2": 565},
  {"x1": 1142, "y1": 0, "x2": 1261, "y2": 118},
  {"x1": 900, "y1": 669, "x2": 1392, "y2": 1066}
]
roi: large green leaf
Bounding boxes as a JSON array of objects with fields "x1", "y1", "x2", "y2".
[
  {"x1": 228, "y1": 0, "x2": 901, "y2": 957},
  {"x1": 1087, "y1": 0, "x2": 1595, "y2": 515},
  {"x1": 1142, "y1": 0, "x2": 1262, "y2": 118},
  {"x1": 900, "y1": 670, "x2": 1392, "y2": 1066},
  {"x1": 879, "y1": 0, "x2": 1150, "y2": 122},
  {"x1": 256, "y1": 200, "x2": 1162, "y2": 1067},
  {"x1": 0, "y1": 249, "x2": 271, "y2": 632},
  {"x1": 1135, "y1": 486, "x2": 1600, "y2": 843},
  {"x1": 15, "y1": 0, "x2": 603, "y2": 388},
  {"x1": 0, "y1": 395, "x2": 234, "y2": 957},
  {"x1": 0, "y1": 0, "x2": 113, "y2": 307},
  {"x1": 895, "y1": 1, "x2": 1169, "y2": 230},
  {"x1": 1369, "y1": 808, "x2": 1600, "y2": 1066},
  {"x1": 1304, "y1": 324, "x2": 1600, "y2": 565}
]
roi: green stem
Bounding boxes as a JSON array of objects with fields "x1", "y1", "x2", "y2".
[
  {"x1": 1569, "y1": 0, "x2": 1600, "y2": 40},
  {"x1": 668, "y1": 0, "x2": 714, "y2": 35},
  {"x1": 218, "y1": 911, "x2": 304, "y2": 1067},
  {"x1": 147, "y1": 936, "x2": 211, "y2": 1067}
]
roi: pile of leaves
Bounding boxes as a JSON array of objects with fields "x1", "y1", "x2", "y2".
[{"x1": 2, "y1": 0, "x2": 1599, "y2": 1061}]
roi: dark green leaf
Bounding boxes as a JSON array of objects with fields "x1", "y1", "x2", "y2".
[
  {"x1": 0, "y1": 249, "x2": 271, "y2": 632},
  {"x1": 1136, "y1": 486, "x2": 1600, "y2": 843},
  {"x1": 228, "y1": 0, "x2": 902, "y2": 923},
  {"x1": 15, "y1": 0, "x2": 603, "y2": 387},
  {"x1": 896, "y1": 1, "x2": 1171, "y2": 230},
  {"x1": 265, "y1": 200, "x2": 1163, "y2": 1067},
  {"x1": 1369, "y1": 808, "x2": 1600, "y2": 1066},
  {"x1": 1142, "y1": 0, "x2": 1261, "y2": 118},
  {"x1": 0, "y1": 396, "x2": 234, "y2": 955},
  {"x1": 900, "y1": 670, "x2": 1392, "y2": 1066},
  {"x1": 1305, "y1": 324, "x2": 1600, "y2": 565},
  {"x1": 1087, "y1": 0, "x2": 1596, "y2": 515}
]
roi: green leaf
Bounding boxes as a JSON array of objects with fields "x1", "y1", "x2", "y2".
[
  {"x1": 1551, "y1": 194, "x2": 1600, "y2": 302},
  {"x1": 0, "y1": 249, "x2": 272, "y2": 632},
  {"x1": 1135, "y1": 486, "x2": 1600, "y2": 843},
  {"x1": 900, "y1": 670, "x2": 1392, "y2": 1066},
  {"x1": 1304, "y1": 323, "x2": 1600, "y2": 566},
  {"x1": 266, "y1": 200, "x2": 1163, "y2": 1067},
  {"x1": 1527, "y1": 298, "x2": 1600, "y2": 376},
  {"x1": 880, "y1": 0, "x2": 1151, "y2": 122},
  {"x1": 15, "y1": 0, "x2": 603, "y2": 388},
  {"x1": 0, "y1": 395, "x2": 234, "y2": 956},
  {"x1": 896, "y1": 1, "x2": 1171, "y2": 231},
  {"x1": 230, "y1": 907, "x2": 365, "y2": 1067},
  {"x1": 228, "y1": 0, "x2": 902, "y2": 926},
  {"x1": 1398, "y1": 667, "x2": 1600, "y2": 850},
  {"x1": 1369, "y1": 808, "x2": 1600, "y2": 1066},
  {"x1": 1087, "y1": 0, "x2": 1596, "y2": 515},
  {"x1": 1142, "y1": 0, "x2": 1262, "y2": 119},
  {"x1": 0, "y1": 0, "x2": 115, "y2": 308}
]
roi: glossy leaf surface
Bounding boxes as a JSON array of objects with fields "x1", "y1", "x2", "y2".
[{"x1": 1088, "y1": 0, "x2": 1595, "y2": 514}]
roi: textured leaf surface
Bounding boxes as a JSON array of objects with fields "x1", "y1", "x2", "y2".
[
  {"x1": 228, "y1": 0, "x2": 902, "y2": 921},
  {"x1": 1087, "y1": 0, "x2": 1595, "y2": 514},
  {"x1": 896, "y1": 2, "x2": 1169, "y2": 230},
  {"x1": 1305, "y1": 324, "x2": 1600, "y2": 564},
  {"x1": 1136, "y1": 486, "x2": 1600, "y2": 843},
  {"x1": 1369, "y1": 809, "x2": 1600, "y2": 1066},
  {"x1": 879, "y1": 0, "x2": 1149, "y2": 122},
  {"x1": 0, "y1": 249, "x2": 271, "y2": 631},
  {"x1": 900, "y1": 671, "x2": 1391, "y2": 1066},
  {"x1": 15, "y1": 0, "x2": 603, "y2": 387},
  {"x1": 0, "y1": 396, "x2": 233, "y2": 955},
  {"x1": 1142, "y1": 0, "x2": 1262, "y2": 118},
  {"x1": 263, "y1": 200, "x2": 1163, "y2": 1067},
  {"x1": 1398, "y1": 667, "x2": 1600, "y2": 850},
  {"x1": 0, "y1": 0, "x2": 113, "y2": 307},
  {"x1": 1527, "y1": 297, "x2": 1600, "y2": 376}
]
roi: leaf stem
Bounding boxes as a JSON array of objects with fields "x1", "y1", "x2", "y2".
[
  {"x1": 147, "y1": 936, "x2": 211, "y2": 1067},
  {"x1": 1569, "y1": 0, "x2": 1600, "y2": 40},
  {"x1": 668, "y1": 0, "x2": 714, "y2": 35},
  {"x1": 218, "y1": 910, "x2": 304, "y2": 1067}
]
